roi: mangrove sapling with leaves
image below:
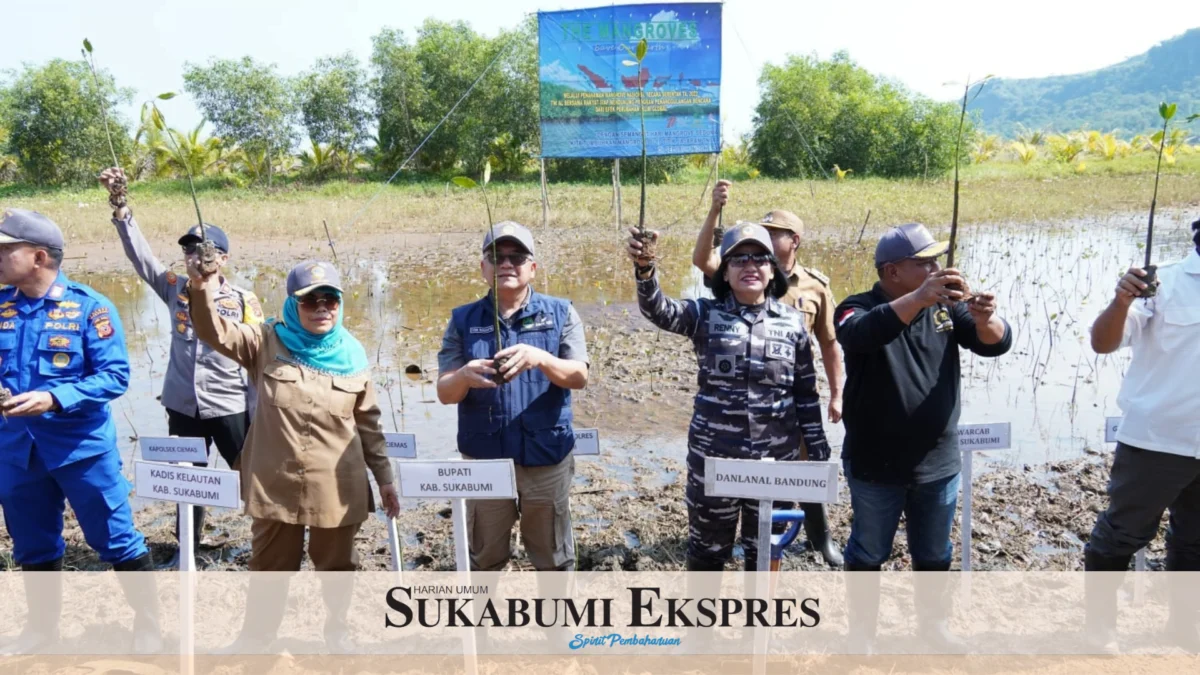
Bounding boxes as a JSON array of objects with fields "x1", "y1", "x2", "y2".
[
  {"x1": 81, "y1": 39, "x2": 127, "y2": 209},
  {"x1": 452, "y1": 161, "x2": 506, "y2": 384},
  {"x1": 946, "y1": 75, "x2": 992, "y2": 282},
  {"x1": 1140, "y1": 101, "x2": 1178, "y2": 298},
  {"x1": 622, "y1": 38, "x2": 658, "y2": 261},
  {"x1": 149, "y1": 93, "x2": 220, "y2": 275}
]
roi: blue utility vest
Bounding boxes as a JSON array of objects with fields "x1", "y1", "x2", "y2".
[{"x1": 451, "y1": 291, "x2": 575, "y2": 467}]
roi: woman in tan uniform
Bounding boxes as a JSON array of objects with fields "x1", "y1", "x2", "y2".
[{"x1": 187, "y1": 257, "x2": 399, "y2": 649}]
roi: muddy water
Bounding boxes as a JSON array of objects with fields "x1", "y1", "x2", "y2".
[{"x1": 69, "y1": 214, "x2": 1194, "y2": 489}]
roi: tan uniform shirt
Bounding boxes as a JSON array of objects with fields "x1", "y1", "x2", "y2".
[
  {"x1": 781, "y1": 265, "x2": 837, "y2": 345},
  {"x1": 189, "y1": 284, "x2": 394, "y2": 528}
]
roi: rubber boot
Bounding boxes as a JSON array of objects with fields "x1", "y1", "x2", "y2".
[
  {"x1": 321, "y1": 573, "x2": 356, "y2": 653},
  {"x1": 1165, "y1": 548, "x2": 1200, "y2": 652},
  {"x1": 801, "y1": 503, "x2": 843, "y2": 567},
  {"x1": 0, "y1": 558, "x2": 63, "y2": 655},
  {"x1": 844, "y1": 562, "x2": 881, "y2": 655},
  {"x1": 912, "y1": 560, "x2": 966, "y2": 652},
  {"x1": 1083, "y1": 546, "x2": 1131, "y2": 654},
  {"x1": 113, "y1": 552, "x2": 163, "y2": 654},
  {"x1": 219, "y1": 574, "x2": 291, "y2": 654}
]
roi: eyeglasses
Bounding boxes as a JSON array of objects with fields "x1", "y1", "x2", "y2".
[
  {"x1": 485, "y1": 252, "x2": 532, "y2": 267},
  {"x1": 299, "y1": 292, "x2": 341, "y2": 309},
  {"x1": 727, "y1": 253, "x2": 773, "y2": 268}
]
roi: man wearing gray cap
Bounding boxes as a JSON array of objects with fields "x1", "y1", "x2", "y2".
[
  {"x1": 436, "y1": 221, "x2": 589, "y2": 571},
  {"x1": 99, "y1": 167, "x2": 263, "y2": 569},
  {"x1": 0, "y1": 208, "x2": 160, "y2": 653},
  {"x1": 835, "y1": 222, "x2": 1011, "y2": 650}
]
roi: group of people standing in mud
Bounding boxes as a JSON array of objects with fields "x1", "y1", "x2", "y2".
[{"x1": 0, "y1": 164, "x2": 1196, "y2": 652}]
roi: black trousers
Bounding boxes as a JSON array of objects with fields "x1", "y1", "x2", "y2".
[
  {"x1": 165, "y1": 408, "x2": 250, "y2": 548},
  {"x1": 165, "y1": 408, "x2": 249, "y2": 470},
  {"x1": 1088, "y1": 442, "x2": 1200, "y2": 560}
]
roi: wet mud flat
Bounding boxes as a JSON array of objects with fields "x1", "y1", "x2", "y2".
[{"x1": 0, "y1": 449, "x2": 1162, "y2": 573}]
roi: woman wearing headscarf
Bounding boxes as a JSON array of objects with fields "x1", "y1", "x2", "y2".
[
  {"x1": 186, "y1": 257, "x2": 399, "y2": 648},
  {"x1": 627, "y1": 223, "x2": 831, "y2": 571}
]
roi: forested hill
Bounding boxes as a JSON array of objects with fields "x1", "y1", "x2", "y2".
[{"x1": 974, "y1": 28, "x2": 1200, "y2": 135}]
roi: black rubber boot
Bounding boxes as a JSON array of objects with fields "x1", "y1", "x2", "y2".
[
  {"x1": 0, "y1": 558, "x2": 63, "y2": 655},
  {"x1": 220, "y1": 575, "x2": 291, "y2": 654},
  {"x1": 912, "y1": 560, "x2": 966, "y2": 653},
  {"x1": 801, "y1": 503, "x2": 843, "y2": 568},
  {"x1": 1083, "y1": 546, "x2": 1131, "y2": 653},
  {"x1": 844, "y1": 562, "x2": 881, "y2": 655},
  {"x1": 1165, "y1": 548, "x2": 1200, "y2": 652},
  {"x1": 113, "y1": 552, "x2": 163, "y2": 654}
]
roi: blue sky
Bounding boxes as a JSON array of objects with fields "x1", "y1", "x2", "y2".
[{"x1": 4, "y1": 0, "x2": 1198, "y2": 144}]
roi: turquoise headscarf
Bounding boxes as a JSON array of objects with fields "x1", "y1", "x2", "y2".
[{"x1": 271, "y1": 293, "x2": 370, "y2": 376}]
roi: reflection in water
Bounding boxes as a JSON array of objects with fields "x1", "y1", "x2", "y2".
[{"x1": 68, "y1": 215, "x2": 1194, "y2": 476}]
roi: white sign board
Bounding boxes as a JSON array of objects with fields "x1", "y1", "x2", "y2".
[
  {"x1": 573, "y1": 428, "x2": 600, "y2": 456},
  {"x1": 957, "y1": 423, "x2": 1012, "y2": 451},
  {"x1": 1105, "y1": 417, "x2": 1123, "y2": 444},
  {"x1": 703, "y1": 458, "x2": 839, "y2": 504},
  {"x1": 397, "y1": 459, "x2": 517, "y2": 500},
  {"x1": 134, "y1": 461, "x2": 240, "y2": 509},
  {"x1": 139, "y1": 436, "x2": 208, "y2": 464},
  {"x1": 384, "y1": 433, "x2": 417, "y2": 459}
]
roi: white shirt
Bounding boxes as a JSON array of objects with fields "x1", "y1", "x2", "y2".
[{"x1": 1115, "y1": 249, "x2": 1200, "y2": 457}]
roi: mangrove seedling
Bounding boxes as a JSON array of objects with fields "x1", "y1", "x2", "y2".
[
  {"x1": 148, "y1": 93, "x2": 220, "y2": 275},
  {"x1": 1141, "y1": 101, "x2": 1177, "y2": 298},
  {"x1": 946, "y1": 74, "x2": 993, "y2": 272},
  {"x1": 621, "y1": 38, "x2": 657, "y2": 261},
  {"x1": 452, "y1": 161, "x2": 506, "y2": 383},
  {"x1": 81, "y1": 38, "x2": 127, "y2": 208}
]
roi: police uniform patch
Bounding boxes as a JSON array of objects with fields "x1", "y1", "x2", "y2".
[
  {"x1": 48, "y1": 285, "x2": 64, "y2": 300},
  {"x1": 48, "y1": 336, "x2": 71, "y2": 349},
  {"x1": 218, "y1": 298, "x2": 240, "y2": 310},
  {"x1": 52, "y1": 352, "x2": 70, "y2": 368},
  {"x1": 177, "y1": 293, "x2": 189, "y2": 305},
  {"x1": 167, "y1": 272, "x2": 178, "y2": 285},
  {"x1": 93, "y1": 316, "x2": 114, "y2": 339},
  {"x1": 0, "y1": 309, "x2": 15, "y2": 319},
  {"x1": 89, "y1": 307, "x2": 109, "y2": 320},
  {"x1": 176, "y1": 323, "x2": 187, "y2": 334},
  {"x1": 175, "y1": 311, "x2": 189, "y2": 323},
  {"x1": 44, "y1": 321, "x2": 80, "y2": 331},
  {"x1": 57, "y1": 300, "x2": 81, "y2": 309},
  {"x1": 0, "y1": 301, "x2": 13, "y2": 309},
  {"x1": 766, "y1": 341, "x2": 795, "y2": 361},
  {"x1": 0, "y1": 321, "x2": 14, "y2": 331},
  {"x1": 243, "y1": 293, "x2": 264, "y2": 324},
  {"x1": 63, "y1": 310, "x2": 81, "y2": 319},
  {"x1": 47, "y1": 309, "x2": 65, "y2": 320}
]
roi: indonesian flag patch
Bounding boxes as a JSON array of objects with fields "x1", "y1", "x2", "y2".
[{"x1": 837, "y1": 308, "x2": 857, "y2": 328}]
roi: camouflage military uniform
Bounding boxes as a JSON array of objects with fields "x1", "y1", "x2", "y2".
[{"x1": 636, "y1": 272, "x2": 830, "y2": 568}]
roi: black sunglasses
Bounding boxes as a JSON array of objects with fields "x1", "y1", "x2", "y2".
[
  {"x1": 485, "y1": 252, "x2": 532, "y2": 266},
  {"x1": 299, "y1": 292, "x2": 341, "y2": 309},
  {"x1": 727, "y1": 253, "x2": 773, "y2": 267}
]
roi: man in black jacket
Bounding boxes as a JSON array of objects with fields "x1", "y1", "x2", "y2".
[{"x1": 836, "y1": 223, "x2": 1012, "y2": 650}]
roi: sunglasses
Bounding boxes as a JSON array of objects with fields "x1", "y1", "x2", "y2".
[
  {"x1": 299, "y1": 292, "x2": 341, "y2": 309},
  {"x1": 727, "y1": 253, "x2": 773, "y2": 268},
  {"x1": 182, "y1": 243, "x2": 225, "y2": 256},
  {"x1": 485, "y1": 252, "x2": 532, "y2": 266}
]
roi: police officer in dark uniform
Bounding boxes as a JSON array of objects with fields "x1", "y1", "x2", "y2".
[
  {"x1": 0, "y1": 208, "x2": 159, "y2": 654},
  {"x1": 629, "y1": 222, "x2": 831, "y2": 571}
]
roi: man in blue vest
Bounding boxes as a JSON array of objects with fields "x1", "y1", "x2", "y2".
[
  {"x1": 0, "y1": 208, "x2": 159, "y2": 654},
  {"x1": 437, "y1": 221, "x2": 589, "y2": 571}
]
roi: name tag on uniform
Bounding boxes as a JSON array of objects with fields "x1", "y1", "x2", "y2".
[
  {"x1": 708, "y1": 313, "x2": 749, "y2": 336},
  {"x1": 469, "y1": 326, "x2": 494, "y2": 334},
  {"x1": 519, "y1": 314, "x2": 554, "y2": 332}
]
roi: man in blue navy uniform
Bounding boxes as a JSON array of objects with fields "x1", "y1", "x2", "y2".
[
  {"x1": 436, "y1": 221, "x2": 589, "y2": 571},
  {"x1": 0, "y1": 208, "x2": 159, "y2": 654}
]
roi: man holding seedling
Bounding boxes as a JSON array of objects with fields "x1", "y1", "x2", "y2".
[
  {"x1": 437, "y1": 222, "x2": 589, "y2": 571},
  {"x1": 835, "y1": 223, "x2": 1010, "y2": 650},
  {"x1": 1083, "y1": 218, "x2": 1200, "y2": 651},
  {"x1": 0, "y1": 208, "x2": 160, "y2": 654},
  {"x1": 99, "y1": 167, "x2": 263, "y2": 569}
]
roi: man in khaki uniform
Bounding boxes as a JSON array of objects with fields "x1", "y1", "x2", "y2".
[{"x1": 646, "y1": 178, "x2": 846, "y2": 566}]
